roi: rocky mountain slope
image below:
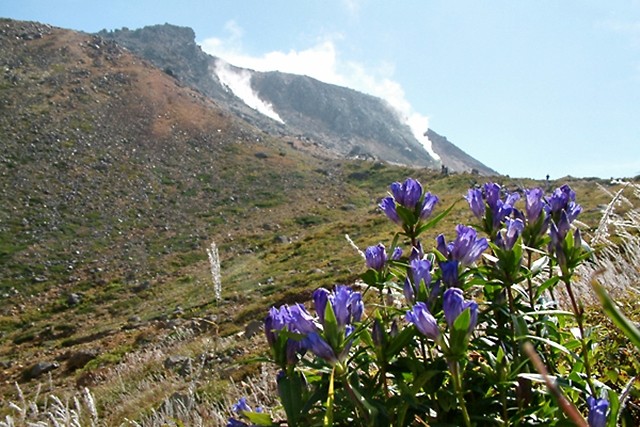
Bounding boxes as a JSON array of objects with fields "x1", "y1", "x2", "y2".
[
  {"x1": 98, "y1": 24, "x2": 497, "y2": 175},
  {"x1": 0, "y1": 18, "x2": 383, "y2": 393}
]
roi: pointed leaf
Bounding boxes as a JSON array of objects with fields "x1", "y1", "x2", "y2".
[
  {"x1": 592, "y1": 277, "x2": 640, "y2": 350},
  {"x1": 244, "y1": 411, "x2": 274, "y2": 426}
]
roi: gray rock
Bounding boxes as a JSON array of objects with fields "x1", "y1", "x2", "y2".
[
  {"x1": 23, "y1": 361, "x2": 59, "y2": 380},
  {"x1": 65, "y1": 350, "x2": 98, "y2": 371},
  {"x1": 163, "y1": 355, "x2": 192, "y2": 377},
  {"x1": 67, "y1": 293, "x2": 82, "y2": 306},
  {"x1": 273, "y1": 235, "x2": 290, "y2": 244},
  {"x1": 244, "y1": 320, "x2": 263, "y2": 339}
]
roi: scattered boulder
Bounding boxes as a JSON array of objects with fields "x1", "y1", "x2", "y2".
[
  {"x1": 158, "y1": 391, "x2": 195, "y2": 413},
  {"x1": 65, "y1": 349, "x2": 98, "y2": 372},
  {"x1": 163, "y1": 355, "x2": 192, "y2": 377},
  {"x1": 67, "y1": 292, "x2": 82, "y2": 306},
  {"x1": 244, "y1": 320, "x2": 263, "y2": 339},
  {"x1": 23, "y1": 361, "x2": 59, "y2": 381},
  {"x1": 273, "y1": 235, "x2": 290, "y2": 244}
]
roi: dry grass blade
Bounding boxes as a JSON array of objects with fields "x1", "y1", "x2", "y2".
[{"x1": 522, "y1": 342, "x2": 588, "y2": 427}]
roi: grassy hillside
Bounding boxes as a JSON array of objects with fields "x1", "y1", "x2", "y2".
[{"x1": 1, "y1": 19, "x2": 638, "y2": 425}]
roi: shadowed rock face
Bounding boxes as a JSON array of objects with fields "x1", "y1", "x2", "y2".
[{"x1": 100, "y1": 24, "x2": 497, "y2": 175}]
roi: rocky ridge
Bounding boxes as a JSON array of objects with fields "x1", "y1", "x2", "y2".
[{"x1": 98, "y1": 23, "x2": 497, "y2": 175}]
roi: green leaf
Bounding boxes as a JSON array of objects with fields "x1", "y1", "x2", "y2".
[
  {"x1": 360, "y1": 269, "x2": 380, "y2": 288},
  {"x1": 448, "y1": 308, "x2": 471, "y2": 357},
  {"x1": 592, "y1": 277, "x2": 640, "y2": 351},
  {"x1": 343, "y1": 379, "x2": 379, "y2": 424},
  {"x1": 277, "y1": 370, "x2": 305, "y2": 427},
  {"x1": 513, "y1": 314, "x2": 530, "y2": 339},
  {"x1": 530, "y1": 255, "x2": 549, "y2": 275},
  {"x1": 453, "y1": 307, "x2": 471, "y2": 335},
  {"x1": 386, "y1": 325, "x2": 416, "y2": 359},
  {"x1": 323, "y1": 367, "x2": 335, "y2": 427},
  {"x1": 244, "y1": 411, "x2": 274, "y2": 426},
  {"x1": 323, "y1": 300, "x2": 341, "y2": 350},
  {"x1": 415, "y1": 200, "x2": 458, "y2": 236},
  {"x1": 535, "y1": 275, "x2": 561, "y2": 299},
  {"x1": 396, "y1": 205, "x2": 416, "y2": 229}
]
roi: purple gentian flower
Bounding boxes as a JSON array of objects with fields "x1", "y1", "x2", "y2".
[
  {"x1": 313, "y1": 286, "x2": 363, "y2": 328},
  {"x1": 443, "y1": 288, "x2": 478, "y2": 333},
  {"x1": 403, "y1": 258, "x2": 432, "y2": 304},
  {"x1": 226, "y1": 419, "x2": 249, "y2": 427},
  {"x1": 391, "y1": 178, "x2": 423, "y2": 209},
  {"x1": 436, "y1": 233, "x2": 450, "y2": 257},
  {"x1": 482, "y1": 183, "x2": 520, "y2": 231},
  {"x1": 391, "y1": 246, "x2": 403, "y2": 260},
  {"x1": 365, "y1": 243, "x2": 387, "y2": 271},
  {"x1": 420, "y1": 192, "x2": 439, "y2": 220},
  {"x1": 403, "y1": 279, "x2": 415, "y2": 304},
  {"x1": 379, "y1": 196, "x2": 401, "y2": 224},
  {"x1": 465, "y1": 188, "x2": 485, "y2": 219},
  {"x1": 484, "y1": 183, "x2": 501, "y2": 207},
  {"x1": 265, "y1": 305, "x2": 313, "y2": 365},
  {"x1": 587, "y1": 396, "x2": 608, "y2": 427},
  {"x1": 409, "y1": 258, "x2": 432, "y2": 288},
  {"x1": 547, "y1": 184, "x2": 582, "y2": 223},
  {"x1": 303, "y1": 332, "x2": 338, "y2": 363},
  {"x1": 232, "y1": 397, "x2": 251, "y2": 413},
  {"x1": 547, "y1": 184, "x2": 575, "y2": 214},
  {"x1": 265, "y1": 306, "x2": 287, "y2": 347},
  {"x1": 406, "y1": 302, "x2": 440, "y2": 340},
  {"x1": 312, "y1": 288, "x2": 330, "y2": 324},
  {"x1": 332, "y1": 285, "x2": 363, "y2": 327},
  {"x1": 440, "y1": 260, "x2": 460, "y2": 288},
  {"x1": 228, "y1": 397, "x2": 265, "y2": 427},
  {"x1": 450, "y1": 224, "x2": 489, "y2": 266},
  {"x1": 372, "y1": 318, "x2": 384, "y2": 348},
  {"x1": 496, "y1": 218, "x2": 525, "y2": 250},
  {"x1": 524, "y1": 188, "x2": 545, "y2": 223},
  {"x1": 288, "y1": 303, "x2": 318, "y2": 335},
  {"x1": 409, "y1": 243, "x2": 424, "y2": 261}
]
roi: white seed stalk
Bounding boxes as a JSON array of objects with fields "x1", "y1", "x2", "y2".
[{"x1": 207, "y1": 241, "x2": 222, "y2": 302}]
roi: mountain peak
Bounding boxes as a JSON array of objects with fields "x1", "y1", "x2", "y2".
[{"x1": 99, "y1": 23, "x2": 496, "y2": 175}]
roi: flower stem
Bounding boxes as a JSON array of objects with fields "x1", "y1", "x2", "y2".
[
  {"x1": 449, "y1": 359, "x2": 472, "y2": 427},
  {"x1": 563, "y1": 278, "x2": 596, "y2": 396}
]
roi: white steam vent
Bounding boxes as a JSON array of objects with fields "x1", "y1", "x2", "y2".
[
  {"x1": 406, "y1": 114, "x2": 441, "y2": 162},
  {"x1": 213, "y1": 59, "x2": 284, "y2": 124}
]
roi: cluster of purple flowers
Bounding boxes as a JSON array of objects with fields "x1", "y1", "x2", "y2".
[
  {"x1": 405, "y1": 287, "x2": 478, "y2": 342},
  {"x1": 466, "y1": 183, "x2": 520, "y2": 237},
  {"x1": 251, "y1": 177, "x2": 604, "y2": 426},
  {"x1": 379, "y1": 178, "x2": 439, "y2": 226},
  {"x1": 227, "y1": 397, "x2": 263, "y2": 427},
  {"x1": 265, "y1": 285, "x2": 363, "y2": 365},
  {"x1": 465, "y1": 182, "x2": 582, "y2": 255}
]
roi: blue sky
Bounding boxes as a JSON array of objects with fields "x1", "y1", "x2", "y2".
[{"x1": 2, "y1": 1, "x2": 639, "y2": 179}]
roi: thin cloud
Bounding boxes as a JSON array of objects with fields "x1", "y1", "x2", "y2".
[
  {"x1": 342, "y1": 0, "x2": 364, "y2": 16},
  {"x1": 199, "y1": 20, "x2": 439, "y2": 160}
]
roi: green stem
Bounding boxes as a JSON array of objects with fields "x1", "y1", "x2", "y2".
[
  {"x1": 449, "y1": 359, "x2": 472, "y2": 427},
  {"x1": 526, "y1": 251, "x2": 535, "y2": 311},
  {"x1": 563, "y1": 278, "x2": 596, "y2": 396}
]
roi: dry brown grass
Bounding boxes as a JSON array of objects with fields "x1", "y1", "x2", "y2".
[{"x1": 572, "y1": 180, "x2": 640, "y2": 306}]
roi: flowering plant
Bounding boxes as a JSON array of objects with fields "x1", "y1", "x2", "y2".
[{"x1": 227, "y1": 177, "x2": 636, "y2": 427}]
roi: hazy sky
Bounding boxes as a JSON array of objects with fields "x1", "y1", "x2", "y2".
[{"x1": 2, "y1": 1, "x2": 639, "y2": 179}]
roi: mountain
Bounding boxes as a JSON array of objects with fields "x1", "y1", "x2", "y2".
[
  {"x1": 97, "y1": 24, "x2": 497, "y2": 175},
  {"x1": 0, "y1": 17, "x2": 385, "y2": 397}
]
